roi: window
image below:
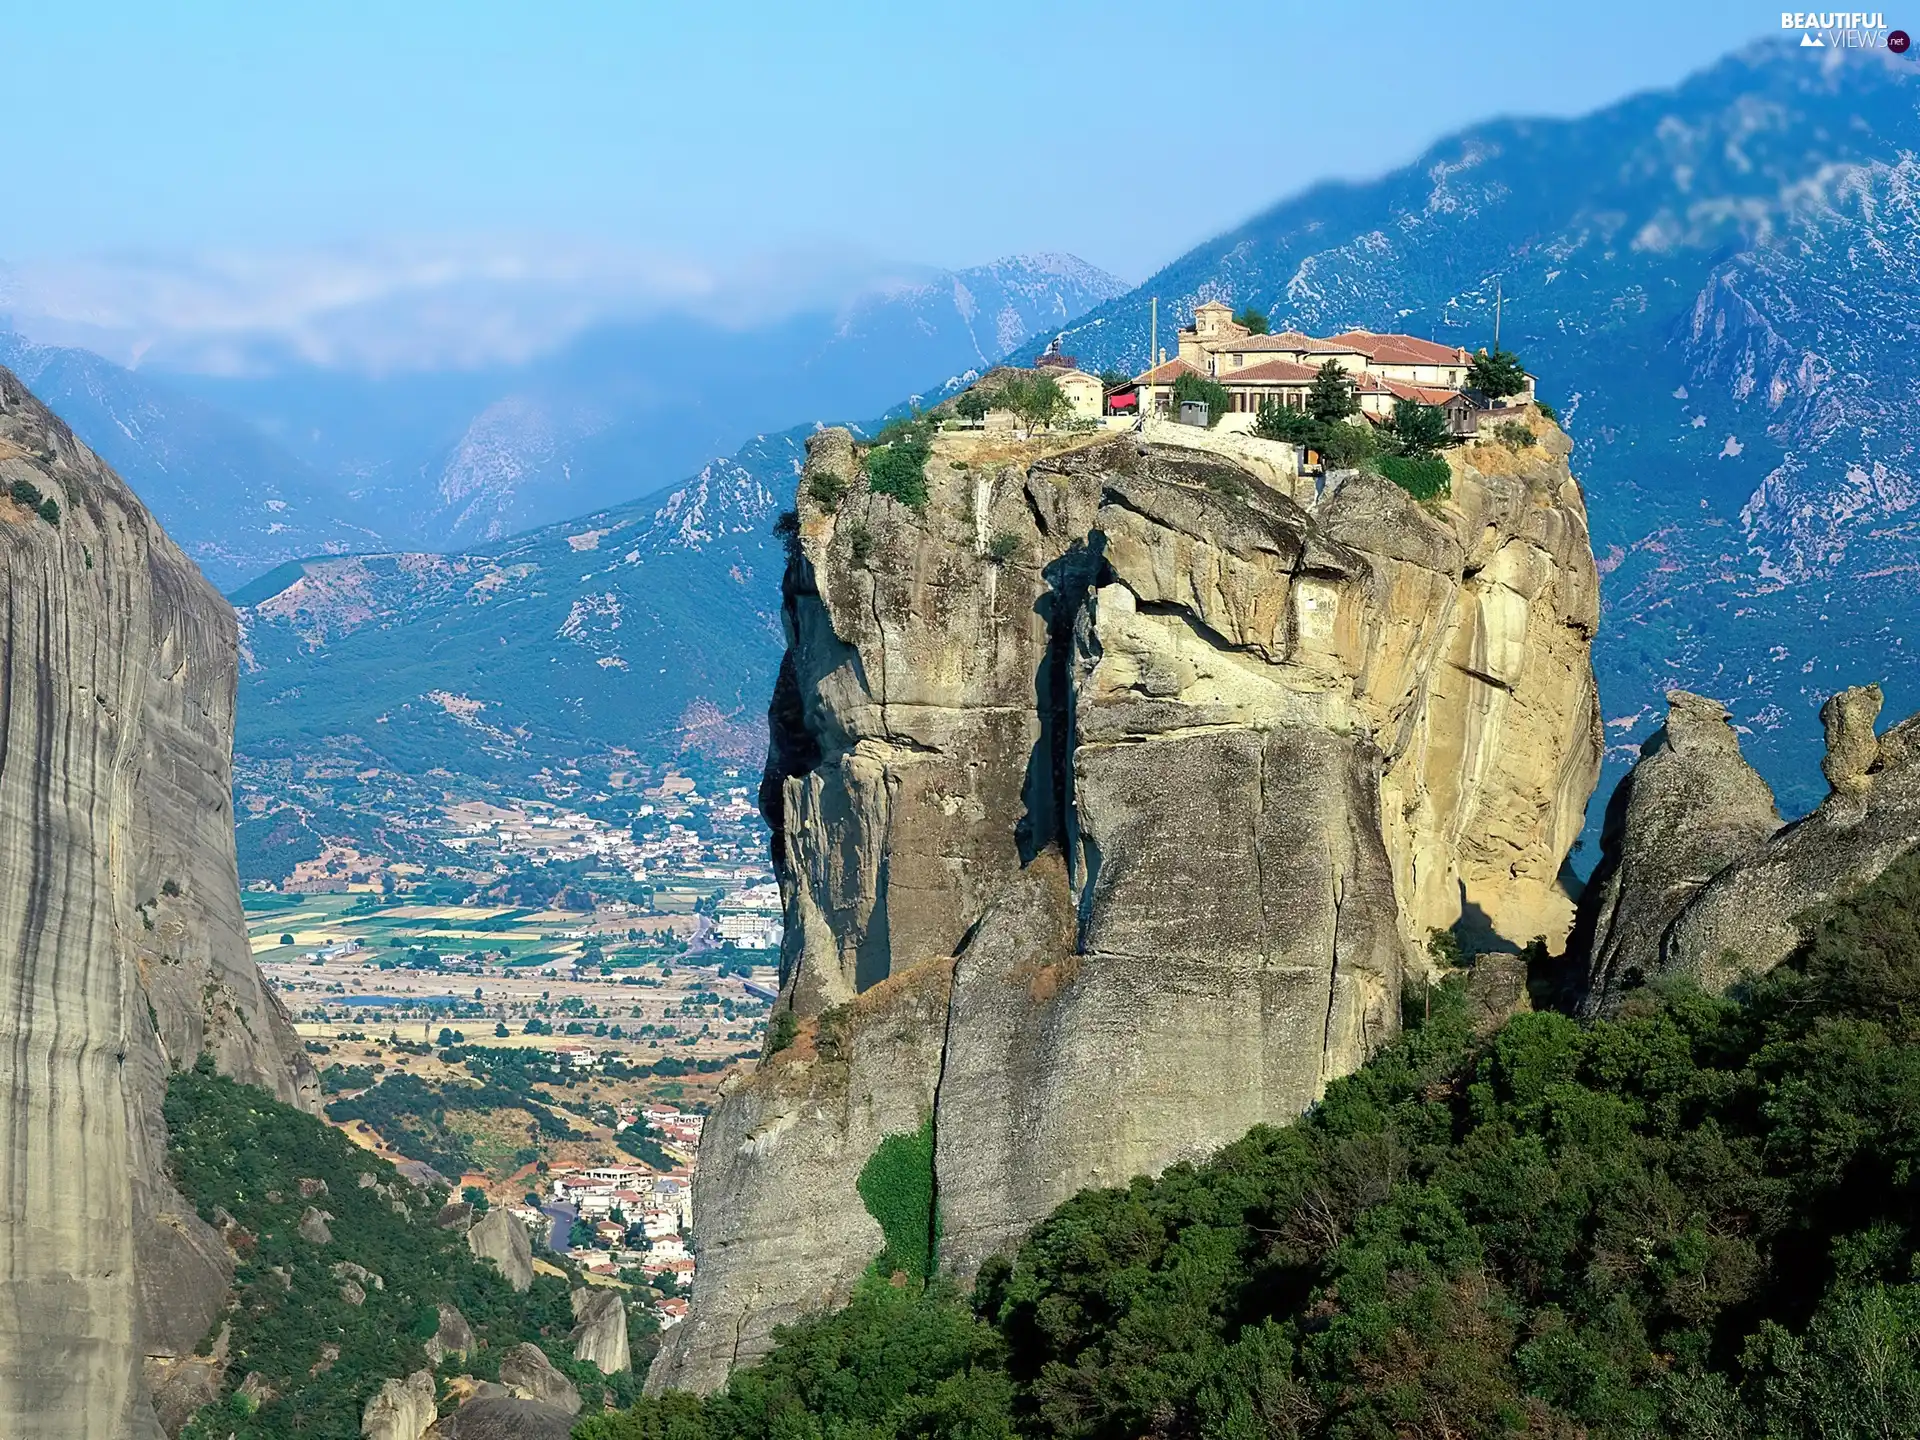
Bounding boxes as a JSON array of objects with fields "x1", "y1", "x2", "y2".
[{"x1": 1232, "y1": 353, "x2": 1244, "y2": 367}]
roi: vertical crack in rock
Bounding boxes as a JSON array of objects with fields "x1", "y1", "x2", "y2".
[{"x1": 653, "y1": 418, "x2": 1601, "y2": 1395}]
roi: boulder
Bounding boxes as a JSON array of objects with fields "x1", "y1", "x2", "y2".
[
  {"x1": 298, "y1": 1207, "x2": 334, "y2": 1245},
  {"x1": 361, "y1": 1369, "x2": 437, "y2": 1440},
  {"x1": 496, "y1": 1343, "x2": 580, "y2": 1414},
  {"x1": 435, "y1": 1201, "x2": 474, "y2": 1232},
  {"x1": 298, "y1": 1177, "x2": 330, "y2": 1199},
  {"x1": 423, "y1": 1302, "x2": 474, "y2": 1365},
  {"x1": 423, "y1": 1396, "x2": 577, "y2": 1440},
  {"x1": 570, "y1": 1286, "x2": 631, "y2": 1373},
  {"x1": 467, "y1": 1208, "x2": 532, "y2": 1292}
]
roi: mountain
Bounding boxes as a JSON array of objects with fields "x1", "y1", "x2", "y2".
[
  {"x1": 0, "y1": 330, "x2": 377, "y2": 588},
  {"x1": 178, "y1": 253, "x2": 1129, "y2": 551},
  {"x1": 1043, "y1": 41, "x2": 1919, "y2": 820}
]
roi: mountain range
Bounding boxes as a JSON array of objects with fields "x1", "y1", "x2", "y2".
[{"x1": 0, "y1": 252, "x2": 1124, "y2": 587}]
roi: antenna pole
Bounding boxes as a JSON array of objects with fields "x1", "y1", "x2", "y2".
[
  {"x1": 1149, "y1": 296, "x2": 1158, "y2": 380},
  {"x1": 1493, "y1": 276, "x2": 1503, "y2": 352}
]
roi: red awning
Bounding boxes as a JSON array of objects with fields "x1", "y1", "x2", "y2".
[{"x1": 1107, "y1": 391, "x2": 1138, "y2": 410}]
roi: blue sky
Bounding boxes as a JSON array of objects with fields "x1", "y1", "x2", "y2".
[{"x1": 6, "y1": 2, "x2": 1780, "y2": 281}]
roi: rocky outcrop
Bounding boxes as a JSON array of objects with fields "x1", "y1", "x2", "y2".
[
  {"x1": 495, "y1": 1343, "x2": 579, "y2": 1413},
  {"x1": 653, "y1": 412, "x2": 1601, "y2": 1391},
  {"x1": 424, "y1": 1302, "x2": 474, "y2": 1365},
  {"x1": 569, "y1": 1286, "x2": 631, "y2": 1374},
  {"x1": 467, "y1": 1207, "x2": 533, "y2": 1292},
  {"x1": 423, "y1": 1397, "x2": 577, "y2": 1440},
  {"x1": 1582, "y1": 683, "x2": 1920, "y2": 1005},
  {"x1": 361, "y1": 1370, "x2": 438, "y2": 1440},
  {"x1": 1575, "y1": 691, "x2": 1783, "y2": 1007},
  {"x1": 0, "y1": 367, "x2": 316, "y2": 1434}
]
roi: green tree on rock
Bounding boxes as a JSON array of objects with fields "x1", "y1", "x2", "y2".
[
  {"x1": 1467, "y1": 346, "x2": 1529, "y2": 400},
  {"x1": 1389, "y1": 398, "x2": 1451, "y2": 455},
  {"x1": 1170, "y1": 371, "x2": 1232, "y2": 428},
  {"x1": 995, "y1": 373, "x2": 1071, "y2": 435}
]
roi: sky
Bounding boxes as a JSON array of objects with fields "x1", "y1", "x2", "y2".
[{"x1": 0, "y1": 1, "x2": 1783, "y2": 371}]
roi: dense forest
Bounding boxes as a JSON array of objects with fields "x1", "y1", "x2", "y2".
[
  {"x1": 580, "y1": 851, "x2": 1920, "y2": 1440},
  {"x1": 164, "y1": 1061, "x2": 641, "y2": 1438}
]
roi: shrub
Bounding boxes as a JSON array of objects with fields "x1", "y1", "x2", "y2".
[
  {"x1": 984, "y1": 531, "x2": 1022, "y2": 566},
  {"x1": 844, "y1": 519, "x2": 874, "y2": 568},
  {"x1": 1492, "y1": 419, "x2": 1535, "y2": 450},
  {"x1": 805, "y1": 469, "x2": 847, "y2": 512},
  {"x1": 772, "y1": 509, "x2": 801, "y2": 565},
  {"x1": 9, "y1": 477, "x2": 44, "y2": 511},
  {"x1": 1170, "y1": 371, "x2": 1232, "y2": 427},
  {"x1": 1311, "y1": 419, "x2": 1377, "y2": 469},
  {"x1": 865, "y1": 434, "x2": 931, "y2": 510},
  {"x1": 1534, "y1": 399, "x2": 1560, "y2": 423},
  {"x1": 38, "y1": 497, "x2": 59, "y2": 525},
  {"x1": 767, "y1": 1010, "x2": 798, "y2": 1055},
  {"x1": 1376, "y1": 452, "x2": 1452, "y2": 500},
  {"x1": 1253, "y1": 401, "x2": 1313, "y2": 443},
  {"x1": 954, "y1": 388, "x2": 993, "y2": 422},
  {"x1": 279, "y1": 933, "x2": 295, "y2": 946},
  {"x1": 856, "y1": 1115, "x2": 937, "y2": 1282}
]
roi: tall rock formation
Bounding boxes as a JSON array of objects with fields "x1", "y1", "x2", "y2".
[
  {"x1": 0, "y1": 366, "x2": 316, "y2": 1437},
  {"x1": 651, "y1": 411, "x2": 1601, "y2": 1393},
  {"x1": 1580, "y1": 683, "x2": 1920, "y2": 1008}
]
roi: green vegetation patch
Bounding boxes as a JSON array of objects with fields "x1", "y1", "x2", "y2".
[
  {"x1": 1376, "y1": 452, "x2": 1452, "y2": 501},
  {"x1": 864, "y1": 428, "x2": 931, "y2": 510},
  {"x1": 856, "y1": 1114, "x2": 937, "y2": 1284},
  {"x1": 597, "y1": 848, "x2": 1920, "y2": 1440},
  {"x1": 325, "y1": 1068, "x2": 579, "y2": 1178},
  {"x1": 166, "y1": 1058, "x2": 638, "y2": 1438}
]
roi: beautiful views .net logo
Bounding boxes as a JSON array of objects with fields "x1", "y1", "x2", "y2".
[{"x1": 1780, "y1": 11, "x2": 1906, "y2": 48}]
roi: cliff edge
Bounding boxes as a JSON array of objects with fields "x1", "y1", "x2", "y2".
[
  {"x1": 0, "y1": 366, "x2": 316, "y2": 1437},
  {"x1": 650, "y1": 409, "x2": 1601, "y2": 1394}
]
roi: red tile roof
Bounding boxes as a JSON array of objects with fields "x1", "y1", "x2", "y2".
[
  {"x1": 1325, "y1": 331, "x2": 1471, "y2": 366},
  {"x1": 1381, "y1": 378, "x2": 1465, "y2": 406},
  {"x1": 1217, "y1": 359, "x2": 1322, "y2": 384},
  {"x1": 1135, "y1": 358, "x2": 1206, "y2": 384}
]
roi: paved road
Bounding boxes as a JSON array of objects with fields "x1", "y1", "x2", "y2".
[{"x1": 541, "y1": 1202, "x2": 576, "y2": 1252}]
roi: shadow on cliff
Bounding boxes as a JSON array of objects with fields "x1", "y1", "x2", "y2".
[{"x1": 1015, "y1": 535, "x2": 1109, "y2": 866}]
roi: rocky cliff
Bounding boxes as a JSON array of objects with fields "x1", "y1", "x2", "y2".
[
  {"x1": 650, "y1": 411, "x2": 1602, "y2": 1392},
  {"x1": 0, "y1": 365, "x2": 316, "y2": 1437},
  {"x1": 1580, "y1": 683, "x2": 1920, "y2": 1009}
]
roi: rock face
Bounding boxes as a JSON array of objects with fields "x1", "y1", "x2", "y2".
[
  {"x1": 423, "y1": 1397, "x2": 577, "y2": 1440},
  {"x1": 570, "y1": 1286, "x2": 631, "y2": 1373},
  {"x1": 651, "y1": 414, "x2": 1601, "y2": 1392},
  {"x1": 1581, "y1": 684, "x2": 1920, "y2": 1007},
  {"x1": 424, "y1": 1302, "x2": 474, "y2": 1366},
  {"x1": 467, "y1": 1207, "x2": 533, "y2": 1292},
  {"x1": 0, "y1": 367, "x2": 317, "y2": 1434},
  {"x1": 361, "y1": 1370, "x2": 438, "y2": 1440},
  {"x1": 495, "y1": 1343, "x2": 579, "y2": 1414}
]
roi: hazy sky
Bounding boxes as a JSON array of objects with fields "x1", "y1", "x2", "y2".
[{"x1": 7, "y1": 2, "x2": 1781, "y2": 281}]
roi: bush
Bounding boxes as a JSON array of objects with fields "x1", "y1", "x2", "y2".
[
  {"x1": 1492, "y1": 419, "x2": 1535, "y2": 450},
  {"x1": 1534, "y1": 399, "x2": 1560, "y2": 423},
  {"x1": 844, "y1": 519, "x2": 874, "y2": 568},
  {"x1": 856, "y1": 1116, "x2": 937, "y2": 1282},
  {"x1": 1253, "y1": 402, "x2": 1313, "y2": 443},
  {"x1": 804, "y1": 470, "x2": 847, "y2": 512},
  {"x1": 1310, "y1": 419, "x2": 1377, "y2": 469},
  {"x1": 995, "y1": 373, "x2": 1072, "y2": 433},
  {"x1": 9, "y1": 477, "x2": 43, "y2": 510},
  {"x1": 1233, "y1": 305, "x2": 1270, "y2": 335},
  {"x1": 954, "y1": 388, "x2": 993, "y2": 422},
  {"x1": 1170, "y1": 371, "x2": 1232, "y2": 428},
  {"x1": 38, "y1": 497, "x2": 59, "y2": 525},
  {"x1": 1376, "y1": 452, "x2": 1452, "y2": 500},
  {"x1": 984, "y1": 531, "x2": 1022, "y2": 566},
  {"x1": 865, "y1": 433, "x2": 931, "y2": 510},
  {"x1": 767, "y1": 1010, "x2": 798, "y2": 1055}
]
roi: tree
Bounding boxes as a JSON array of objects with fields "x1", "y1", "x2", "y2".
[
  {"x1": 1253, "y1": 401, "x2": 1312, "y2": 443},
  {"x1": 1467, "y1": 346, "x2": 1528, "y2": 399},
  {"x1": 279, "y1": 933, "x2": 295, "y2": 946},
  {"x1": 1389, "y1": 398, "x2": 1451, "y2": 455},
  {"x1": 1307, "y1": 359, "x2": 1357, "y2": 422},
  {"x1": 1232, "y1": 306, "x2": 1270, "y2": 335},
  {"x1": 1311, "y1": 418, "x2": 1377, "y2": 469},
  {"x1": 1098, "y1": 368, "x2": 1132, "y2": 391},
  {"x1": 494, "y1": 1021, "x2": 509, "y2": 1038},
  {"x1": 995, "y1": 373, "x2": 1071, "y2": 434},
  {"x1": 954, "y1": 387, "x2": 993, "y2": 422},
  {"x1": 1170, "y1": 371, "x2": 1232, "y2": 428}
]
